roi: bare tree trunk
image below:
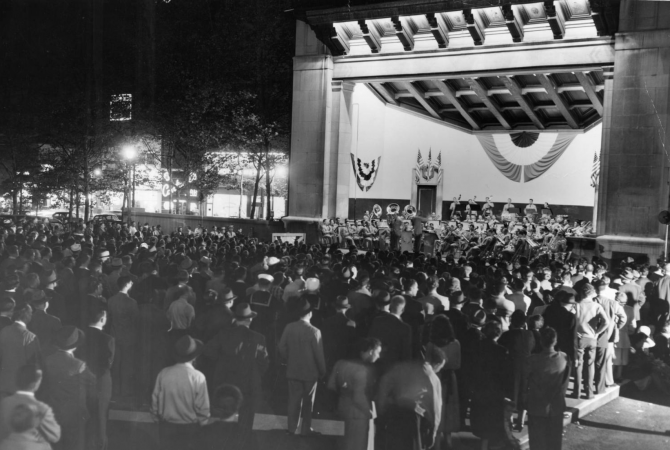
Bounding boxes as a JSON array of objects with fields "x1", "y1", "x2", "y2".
[
  {"x1": 265, "y1": 143, "x2": 272, "y2": 220},
  {"x1": 250, "y1": 164, "x2": 261, "y2": 220},
  {"x1": 68, "y1": 187, "x2": 74, "y2": 221},
  {"x1": 84, "y1": 157, "x2": 90, "y2": 222}
]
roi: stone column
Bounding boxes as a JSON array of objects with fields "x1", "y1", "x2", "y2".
[
  {"x1": 287, "y1": 21, "x2": 333, "y2": 219},
  {"x1": 596, "y1": 0, "x2": 670, "y2": 262},
  {"x1": 326, "y1": 80, "x2": 355, "y2": 219}
]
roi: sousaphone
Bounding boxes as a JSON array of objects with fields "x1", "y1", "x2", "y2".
[{"x1": 403, "y1": 204, "x2": 417, "y2": 219}]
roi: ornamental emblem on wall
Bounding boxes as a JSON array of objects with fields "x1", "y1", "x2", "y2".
[
  {"x1": 415, "y1": 149, "x2": 442, "y2": 185},
  {"x1": 350, "y1": 154, "x2": 382, "y2": 192}
]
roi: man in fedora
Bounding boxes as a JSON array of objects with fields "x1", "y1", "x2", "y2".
[
  {"x1": 278, "y1": 298, "x2": 326, "y2": 436},
  {"x1": 76, "y1": 306, "x2": 114, "y2": 450},
  {"x1": 0, "y1": 303, "x2": 41, "y2": 399},
  {"x1": 197, "y1": 287, "x2": 236, "y2": 342},
  {"x1": 26, "y1": 290, "x2": 61, "y2": 349},
  {"x1": 0, "y1": 364, "x2": 61, "y2": 445},
  {"x1": 322, "y1": 295, "x2": 357, "y2": 373},
  {"x1": 107, "y1": 276, "x2": 139, "y2": 400},
  {"x1": 368, "y1": 295, "x2": 412, "y2": 375},
  {"x1": 0, "y1": 297, "x2": 15, "y2": 333},
  {"x1": 151, "y1": 335, "x2": 216, "y2": 450},
  {"x1": 43, "y1": 325, "x2": 96, "y2": 450},
  {"x1": 327, "y1": 337, "x2": 381, "y2": 450},
  {"x1": 41, "y1": 266, "x2": 65, "y2": 318},
  {"x1": 202, "y1": 303, "x2": 269, "y2": 450},
  {"x1": 542, "y1": 290, "x2": 578, "y2": 362}
]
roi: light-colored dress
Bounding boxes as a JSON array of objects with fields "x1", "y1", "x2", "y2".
[
  {"x1": 439, "y1": 340, "x2": 461, "y2": 434},
  {"x1": 614, "y1": 305, "x2": 636, "y2": 366},
  {"x1": 400, "y1": 231, "x2": 414, "y2": 253}
]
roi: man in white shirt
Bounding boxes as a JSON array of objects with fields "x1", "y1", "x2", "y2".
[
  {"x1": 502, "y1": 198, "x2": 515, "y2": 213},
  {"x1": 167, "y1": 287, "x2": 196, "y2": 331},
  {"x1": 152, "y1": 335, "x2": 219, "y2": 450},
  {"x1": 573, "y1": 284, "x2": 608, "y2": 399},
  {"x1": 525, "y1": 199, "x2": 537, "y2": 216}
]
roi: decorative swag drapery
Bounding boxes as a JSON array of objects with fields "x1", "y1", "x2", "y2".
[{"x1": 476, "y1": 132, "x2": 577, "y2": 183}]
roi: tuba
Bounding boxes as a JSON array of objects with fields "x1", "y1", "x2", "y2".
[
  {"x1": 403, "y1": 204, "x2": 417, "y2": 219},
  {"x1": 372, "y1": 204, "x2": 383, "y2": 220}
]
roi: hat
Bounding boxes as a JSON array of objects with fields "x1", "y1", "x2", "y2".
[
  {"x1": 41, "y1": 270, "x2": 57, "y2": 286},
  {"x1": 290, "y1": 297, "x2": 312, "y2": 315},
  {"x1": 233, "y1": 303, "x2": 258, "y2": 320},
  {"x1": 97, "y1": 250, "x2": 110, "y2": 259},
  {"x1": 140, "y1": 243, "x2": 149, "y2": 249},
  {"x1": 180, "y1": 257, "x2": 195, "y2": 270},
  {"x1": 221, "y1": 288, "x2": 237, "y2": 302},
  {"x1": 174, "y1": 335, "x2": 204, "y2": 363},
  {"x1": 470, "y1": 309, "x2": 487, "y2": 327},
  {"x1": 267, "y1": 256, "x2": 280, "y2": 266},
  {"x1": 111, "y1": 258, "x2": 123, "y2": 268},
  {"x1": 29, "y1": 290, "x2": 48, "y2": 304},
  {"x1": 200, "y1": 256, "x2": 211, "y2": 264},
  {"x1": 70, "y1": 243, "x2": 81, "y2": 252},
  {"x1": 305, "y1": 278, "x2": 320, "y2": 292},
  {"x1": 334, "y1": 295, "x2": 351, "y2": 309},
  {"x1": 54, "y1": 326, "x2": 85, "y2": 351},
  {"x1": 258, "y1": 273, "x2": 274, "y2": 283},
  {"x1": 638, "y1": 326, "x2": 656, "y2": 349}
]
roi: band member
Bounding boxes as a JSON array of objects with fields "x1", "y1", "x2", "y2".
[{"x1": 449, "y1": 196, "x2": 461, "y2": 220}]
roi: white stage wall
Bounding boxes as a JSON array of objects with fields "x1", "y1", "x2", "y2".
[{"x1": 349, "y1": 84, "x2": 600, "y2": 207}]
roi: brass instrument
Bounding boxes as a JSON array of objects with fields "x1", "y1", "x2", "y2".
[
  {"x1": 372, "y1": 204, "x2": 382, "y2": 220},
  {"x1": 403, "y1": 204, "x2": 417, "y2": 219}
]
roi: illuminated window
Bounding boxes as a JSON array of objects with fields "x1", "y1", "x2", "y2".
[
  {"x1": 190, "y1": 202, "x2": 198, "y2": 211},
  {"x1": 189, "y1": 189, "x2": 198, "y2": 197},
  {"x1": 110, "y1": 94, "x2": 132, "y2": 121}
]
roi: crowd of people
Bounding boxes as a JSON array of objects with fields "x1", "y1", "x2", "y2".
[{"x1": 0, "y1": 214, "x2": 668, "y2": 450}]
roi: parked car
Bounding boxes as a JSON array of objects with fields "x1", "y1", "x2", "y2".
[
  {"x1": 92, "y1": 213, "x2": 123, "y2": 225},
  {"x1": 52, "y1": 212, "x2": 78, "y2": 224}
]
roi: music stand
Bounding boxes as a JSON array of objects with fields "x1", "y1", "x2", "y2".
[
  {"x1": 541, "y1": 208, "x2": 552, "y2": 216},
  {"x1": 507, "y1": 207, "x2": 519, "y2": 214}
]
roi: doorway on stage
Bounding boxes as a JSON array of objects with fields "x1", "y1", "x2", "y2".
[{"x1": 417, "y1": 185, "x2": 437, "y2": 216}]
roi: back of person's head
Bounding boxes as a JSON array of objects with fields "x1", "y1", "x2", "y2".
[
  {"x1": 233, "y1": 266, "x2": 247, "y2": 280},
  {"x1": 0, "y1": 296, "x2": 15, "y2": 315},
  {"x1": 469, "y1": 286, "x2": 483, "y2": 302},
  {"x1": 494, "y1": 281, "x2": 506, "y2": 296},
  {"x1": 174, "y1": 285, "x2": 190, "y2": 300},
  {"x1": 390, "y1": 295, "x2": 406, "y2": 314},
  {"x1": 117, "y1": 275, "x2": 132, "y2": 290},
  {"x1": 511, "y1": 278, "x2": 524, "y2": 292},
  {"x1": 483, "y1": 320, "x2": 503, "y2": 340},
  {"x1": 527, "y1": 314, "x2": 544, "y2": 331},
  {"x1": 401, "y1": 277, "x2": 417, "y2": 292},
  {"x1": 592, "y1": 279, "x2": 606, "y2": 292},
  {"x1": 356, "y1": 337, "x2": 381, "y2": 355},
  {"x1": 579, "y1": 283, "x2": 596, "y2": 300},
  {"x1": 373, "y1": 290, "x2": 391, "y2": 305},
  {"x1": 9, "y1": 404, "x2": 38, "y2": 434},
  {"x1": 13, "y1": 303, "x2": 32, "y2": 324},
  {"x1": 87, "y1": 278, "x2": 103, "y2": 294},
  {"x1": 510, "y1": 310, "x2": 526, "y2": 329},
  {"x1": 15, "y1": 364, "x2": 42, "y2": 392},
  {"x1": 424, "y1": 343, "x2": 446, "y2": 369},
  {"x1": 539, "y1": 326, "x2": 558, "y2": 350},
  {"x1": 89, "y1": 306, "x2": 107, "y2": 326},
  {"x1": 211, "y1": 384, "x2": 244, "y2": 420}
]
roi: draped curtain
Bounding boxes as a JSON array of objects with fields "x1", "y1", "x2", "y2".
[
  {"x1": 523, "y1": 133, "x2": 576, "y2": 182},
  {"x1": 476, "y1": 133, "x2": 577, "y2": 183},
  {"x1": 476, "y1": 134, "x2": 522, "y2": 182}
]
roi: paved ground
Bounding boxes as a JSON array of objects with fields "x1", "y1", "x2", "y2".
[
  {"x1": 107, "y1": 379, "x2": 669, "y2": 450},
  {"x1": 562, "y1": 382, "x2": 670, "y2": 450}
]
